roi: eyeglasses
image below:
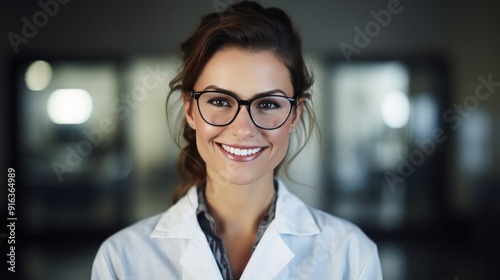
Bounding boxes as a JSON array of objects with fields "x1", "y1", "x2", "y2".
[{"x1": 190, "y1": 89, "x2": 297, "y2": 130}]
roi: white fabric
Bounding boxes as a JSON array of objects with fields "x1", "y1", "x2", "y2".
[{"x1": 92, "y1": 180, "x2": 383, "y2": 280}]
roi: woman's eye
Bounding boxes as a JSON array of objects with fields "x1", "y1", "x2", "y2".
[
  {"x1": 208, "y1": 98, "x2": 231, "y2": 107},
  {"x1": 257, "y1": 101, "x2": 280, "y2": 109}
]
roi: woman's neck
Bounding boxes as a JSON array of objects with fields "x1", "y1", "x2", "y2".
[{"x1": 204, "y1": 173, "x2": 275, "y2": 236}]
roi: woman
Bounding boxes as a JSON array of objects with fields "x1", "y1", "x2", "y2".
[{"x1": 92, "y1": 2, "x2": 382, "y2": 279}]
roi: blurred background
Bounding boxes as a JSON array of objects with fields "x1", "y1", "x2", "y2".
[{"x1": 1, "y1": 0, "x2": 499, "y2": 279}]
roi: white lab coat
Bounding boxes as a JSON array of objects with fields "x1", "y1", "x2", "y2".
[{"x1": 92, "y1": 180, "x2": 383, "y2": 279}]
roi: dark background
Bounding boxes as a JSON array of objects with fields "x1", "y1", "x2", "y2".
[{"x1": 1, "y1": 0, "x2": 499, "y2": 279}]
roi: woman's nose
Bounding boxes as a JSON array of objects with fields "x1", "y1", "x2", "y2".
[{"x1": 228, "y1": 106, "x2": 257, "y2": 138}]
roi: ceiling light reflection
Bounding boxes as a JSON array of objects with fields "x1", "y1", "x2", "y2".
[
  {"x1": 381, "y1": 91, "x2": 410, "y2": 129},
  {"x1": 47, "y1": 89, "x2": 93, "y2": 124},
  {"x1": 25, "y1": 60, "x2": 53, "y2": 91}
]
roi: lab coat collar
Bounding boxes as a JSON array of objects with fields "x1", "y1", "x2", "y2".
[
  {"x1": 150, "y1": 179, "x2": 320, "y2": 238},
  {"x1": 149, "y1": 179, "x2": 321, "y2": 279},
  {"x1": 150, "y1": 186, "x2": 199, "y2": 239},
  {"x1": 274, "y1": 179, "x2": 321, "y2": 236}
]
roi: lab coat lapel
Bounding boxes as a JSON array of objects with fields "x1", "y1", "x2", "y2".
[
  {"x1": 240, "y1": 222, "x2": 294, "y2": 280},
  {"x1": 239, "y1": 180, "x2": 321, "y2": 279},
  {"x1": 180, "y1": 228, "x2": 223, "y2": 280},
  {"x1": 152, "y1": 187, "x2": 223, "y2": 280}
]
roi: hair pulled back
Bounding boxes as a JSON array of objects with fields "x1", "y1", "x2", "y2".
[{"x1": 168, "y1": 1, "x2": 315, "y2": 203}]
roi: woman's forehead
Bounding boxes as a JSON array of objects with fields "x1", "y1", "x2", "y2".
[{"x1": 194, "y1": 48, "x2": 293, "y2": 98}]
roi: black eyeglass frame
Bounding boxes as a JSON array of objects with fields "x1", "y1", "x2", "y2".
[{"x1": 190, "y1": 89, "x2": 297, "y2": 130}]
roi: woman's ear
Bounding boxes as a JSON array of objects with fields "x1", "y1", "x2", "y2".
[
  {"x1": 290, "y1": 98, "x2": 303, "y2": 133},
  {"x1": 183, "y1": 92, "x2": 196, "y2": 130}
]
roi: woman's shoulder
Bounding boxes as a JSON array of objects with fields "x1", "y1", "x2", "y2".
[
  {"x1": 309, "y1": 207, "x2": 368, "y2": 237},
  {"x1": 276, "y1": 185, "x2": 382, "y2": 278},
  {"x1": 97, "y1": 189, "x2": 198, "y2": 253},
  {"x1": 277, "y1": 181, "x2": 374, "y2": 246},
  {"x1": 293, "y1": 207, "x2": 382, "y2": 279}
]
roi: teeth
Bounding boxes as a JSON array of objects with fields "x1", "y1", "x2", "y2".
[{"x1": 221, "y1": 144, "x2": 262, "y2": 156}]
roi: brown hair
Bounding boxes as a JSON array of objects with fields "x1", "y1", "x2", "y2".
[{"x1": 167, "y1": 1, "x2": 315, "y2": 203}]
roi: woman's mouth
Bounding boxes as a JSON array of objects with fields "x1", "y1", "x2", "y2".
[{"x1": 218, "y1": 143, "x2": 266, "y2": 161}]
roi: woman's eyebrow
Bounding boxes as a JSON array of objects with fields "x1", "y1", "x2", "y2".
[
  {"x1": 253, "y1": 89, "x2": 287, "y2": 98},
  {"x1": 201, "y1": 85, "x2": 287, "y2": 98}
]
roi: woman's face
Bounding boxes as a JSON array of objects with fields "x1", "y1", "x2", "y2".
[{"x1": 184, "y1": 47, "x2": 301, "y2": 186}]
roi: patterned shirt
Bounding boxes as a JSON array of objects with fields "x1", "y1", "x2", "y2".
[{"x1": 196, "y1": 181, "x2": 278, "y2": 280}]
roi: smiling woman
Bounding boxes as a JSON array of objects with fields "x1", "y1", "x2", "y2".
[
  {"x1": 185, "y1": 48, "x2": 297, "y2": 189},
  {"x1": 92, "y1": 1, "x2": 382, "y2": 279}
]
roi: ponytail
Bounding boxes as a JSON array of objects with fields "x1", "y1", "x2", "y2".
[{"x1": 168, "y1": 102, "x2": 206, "y2": 204}]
